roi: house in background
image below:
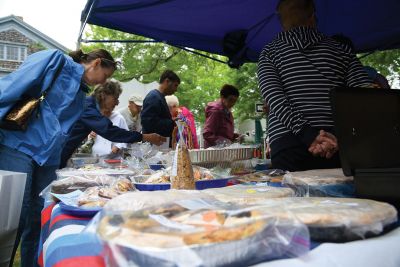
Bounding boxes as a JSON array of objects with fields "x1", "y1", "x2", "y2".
[{"x1": 0, "y1": 15, "x2": 68, "y2": 77}]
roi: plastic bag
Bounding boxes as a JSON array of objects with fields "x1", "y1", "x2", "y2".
[
  {"x1": 254, "y1": 197, "x2": 398, "y2": 242},
  {"x1": 103, "y1": 190, "x2": 214, "y2": 213},
  {"x1": 203, "y1": 184, "x2": 295, "y2": 204},
  {"x1": 235, "y1": 169, "x2": 286, "y2": 184},
  {"x1": 170, "y1": 121, "x2": 195, "y2": 189},
  {"x1": 51, "y1": 168, "x2": 136, "y2": 194},
  {"x1": 94, "y1": 197, "x2": 310, "y2": 266},
  {"x1": 282, "y1": 168, "x2": 355, "y2": 197}
]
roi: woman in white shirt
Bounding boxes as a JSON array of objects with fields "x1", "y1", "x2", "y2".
[{"x1": 92, "y1": 110, "x2": 129, "y2": 157}]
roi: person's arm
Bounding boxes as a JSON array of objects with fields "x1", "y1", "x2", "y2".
[
  {"x1": 258, "y1": 51, "x2": 318, "y2": 147},
  {"x1": 203, "y1": 109, "x2": 230, "y2": 146},
  {"x1": 345, "y1": 52, "x2": 372, "y2": 87},
  {"x1": 80, "y1": 109, "x2": 143, "y2": 143},
  {"x1": 141, "y1": 97, "x2": 174, "y2": 137}
]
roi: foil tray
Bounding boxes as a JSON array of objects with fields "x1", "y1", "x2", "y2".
[{"x1": 189, "y1": 146, "x2": 256, "y2": 164}]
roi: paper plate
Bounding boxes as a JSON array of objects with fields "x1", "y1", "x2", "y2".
[
  {"x1": 134, "y1": 178, "x2": 232, "y2": 191},
  {"x1": 59, "y1": 202, "x2": 102, "y2": 217}
]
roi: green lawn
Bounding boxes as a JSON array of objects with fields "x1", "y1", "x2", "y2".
[{"x1": 12, "y1": 247, "x2": 20, "y2": 267}]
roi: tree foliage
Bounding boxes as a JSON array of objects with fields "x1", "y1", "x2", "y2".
[
  {"x1": 82, "y1": 26, "x2": 263, "y2": 124},
  {"x1": 360, "y1": 49, "x2": 400, "y2": 87},
  {"x1": 81, "y1": 26, "x2": 399, "y2": 126}
]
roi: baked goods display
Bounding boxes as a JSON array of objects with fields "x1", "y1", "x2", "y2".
[
  {"x1": 256, "y1": 197, "x2": 398, "y2": 241},
  {"x1": 51, "y1": 168, "x2": 136, "y2": 194},
  {"x1": 97, "y1": 199, "x2": 309, "y2": 266},
  {"x1": 139, "y1": 166, "x2": 216, "y2": 185},
  {"x1": 75, "y1": 179, "x2": 135, "y2": 208},
  {"x1": 103, "y1": 190, "x2": 213, "y2": 213},
  {"x1": 282, "y1": 168, "x2": 354, "y2": 197},
  {"x1": 235, "y1": 169, "x2": 286, "y2": 184},
  {"x1": 203, "y1": 184, "x2": 294, "y2": 204},
  {"x1": 50, "y1": 154, "x2": 399, "y2": 265},
  {"x1": 50, "y1": 175, "x2": 116, "y2": 194},
  {"x1": 171, "y1": 146, "x2": 195, "y2": 189}
]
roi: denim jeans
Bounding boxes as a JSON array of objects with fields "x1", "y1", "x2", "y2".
[{"x1": 0, "y1": 145, "x2": 57, "y2": 267}]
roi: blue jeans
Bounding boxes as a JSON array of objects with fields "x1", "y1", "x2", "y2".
[{"x1": 0, "y1": 145, "x2": 57, "y2": 267}]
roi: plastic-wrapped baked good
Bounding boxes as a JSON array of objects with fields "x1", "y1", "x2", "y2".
[
  {"x1": 255, "y1": 197, "x2": 398, "y2": 241},
  {"x1": 203, "y1": 184, "x2": 295, "y2": 204},
  {"x1": 95, "y1": 198, "x2": 310, "y2": 267},
  {"x1": 103, "y1": 190, "x2": 213, "y2": 213},
  {"x1": 282, "y1": 168, "x2": 354, "y2": 197},
  {"x1": 78, "y1": 187, "x2": 109, "y2": 207},
  {"x1": 171, "y1": 145, "x2": 195, "y2": 189}
]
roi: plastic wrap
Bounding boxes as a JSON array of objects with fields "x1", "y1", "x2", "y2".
[
  {"x1": 50, "y1": 175, "x2": 116, "y2": 194},
  {"x1": 171, "y1": 121, "x2": 196, "y2": 190},
  {"x1": 132, "y1": 166, "x2": 231, "y2": 191},
  {"x1": 56, "y1": 168, "x2": 137, "y2": 179},
  {"x1": 95, "y1": 197, "x2": 310, "y2": 266},
  {"x1": 103, "y1": 190, "x2": 213, "y2": 213},
  {"x1": 51, "y1": 168, "x2": 137, "y2": 194},
  {"x1": 282, "y1": 168, "x2": 354, "y2": 197},
  {"x1": 255, "y1": 197, "x2": 398, "y2": 241},
  {"x1": 49, "y1": 178, "x2": 136, "y2": 211},
  {"x1": 235, "y1": 169, "x2": 286, "y2": 184},
  {"x1": 203, "y1": 184, "x2": 295, "y2": 204}
]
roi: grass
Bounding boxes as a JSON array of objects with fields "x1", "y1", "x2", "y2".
[{"x1": 12, "y1": 247, "x2": 20, "y2": 267}]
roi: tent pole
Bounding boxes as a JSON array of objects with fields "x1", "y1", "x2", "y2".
[{"x1": 77, "y1": 0, "x2": 97, "y2": 50}]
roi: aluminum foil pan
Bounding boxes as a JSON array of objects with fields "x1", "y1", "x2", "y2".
[{"x1": 189, "y1": 146, "x2": 255, "y2": 164}]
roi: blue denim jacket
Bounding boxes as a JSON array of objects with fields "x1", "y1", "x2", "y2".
[{"x1": 0, "y1": 49, "x2": 87, "y2": 166}]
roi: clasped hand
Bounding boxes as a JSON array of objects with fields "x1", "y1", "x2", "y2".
[{"x1": 308, "y1": 130, "x2": 338, "y2": 159}]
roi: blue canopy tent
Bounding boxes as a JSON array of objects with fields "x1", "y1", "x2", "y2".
[{"x1": 79, "y1": 0, "x2": 400, "y2": 67}]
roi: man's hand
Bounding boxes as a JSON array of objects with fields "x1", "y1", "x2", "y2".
[
  {"x1": 308, "y1": 130, "x2": 338, "y2": 158},
  {"x1": 111, "y1": 146, "x2": 120, "y2": 154},
  {"x1": 142, "y1": 133, "x2": 167, "y2": 146}
]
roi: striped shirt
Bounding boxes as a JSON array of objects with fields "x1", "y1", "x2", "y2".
[{"x1": 257, "y1": 27, "x2": 370, "y2": 155}]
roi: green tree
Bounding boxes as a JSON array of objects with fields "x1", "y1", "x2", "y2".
[
  {"x1": 81, "y1": 25, "x2": 400, "y2": 126},
  {"x1": 360, "y1": 49, "x2": 400, "y2": 87},
  {"x1": 82, "y1": 26, "x2": 244, "y2": 124}
]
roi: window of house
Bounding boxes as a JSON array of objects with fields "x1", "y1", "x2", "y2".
[
  {"x1": 7, "y1": 46, "x2": 19, "y2": 61},
  {"x1": 0, "y1": 44, "x2": 4, "y2": 59},
  {"x1": 0, "y1": 44, "x2": 27, "y2": 62},
  {"x1": 19, "y1": 47, "x2": 27, "y2": 61}
]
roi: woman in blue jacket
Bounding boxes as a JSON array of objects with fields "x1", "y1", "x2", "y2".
[{"x1": 0, "y1": 48, "x2": 117, "y2": 267}]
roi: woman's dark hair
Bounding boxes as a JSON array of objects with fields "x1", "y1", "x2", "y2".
[
  {"x1": 159, "y1": 69, "x2": 180, "y2": 83},
  {"x1": 69, "y1": 49, "x2": 118, "y2": 70},
  {"x1": 220, "y1": 84, "x2": 239, "y2": 98},
  {"x1": 92, "y1": 80, "x2": 122, "y2": 104}
]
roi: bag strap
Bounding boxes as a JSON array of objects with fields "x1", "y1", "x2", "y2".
[{"x1": 39, "y1": 56, "x2": 66, "y2": 101}]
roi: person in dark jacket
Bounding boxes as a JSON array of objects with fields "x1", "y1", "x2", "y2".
[
  {"x1": 257, "y1": 0, "x2": 371, "y2": 171},
  {"x1": 60, "y1": 80, "x2": 165, "y2": 168},
  {"x1": 141, "y1": 70, "x2": 180, "y2": 139},
  {"x1": 203, "y1": 84, "x2": 241, "y2": 148}
]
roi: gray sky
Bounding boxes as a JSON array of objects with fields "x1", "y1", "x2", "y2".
[{"x1": 0, "y1": 0, "x2": 87, "y2": 50}]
